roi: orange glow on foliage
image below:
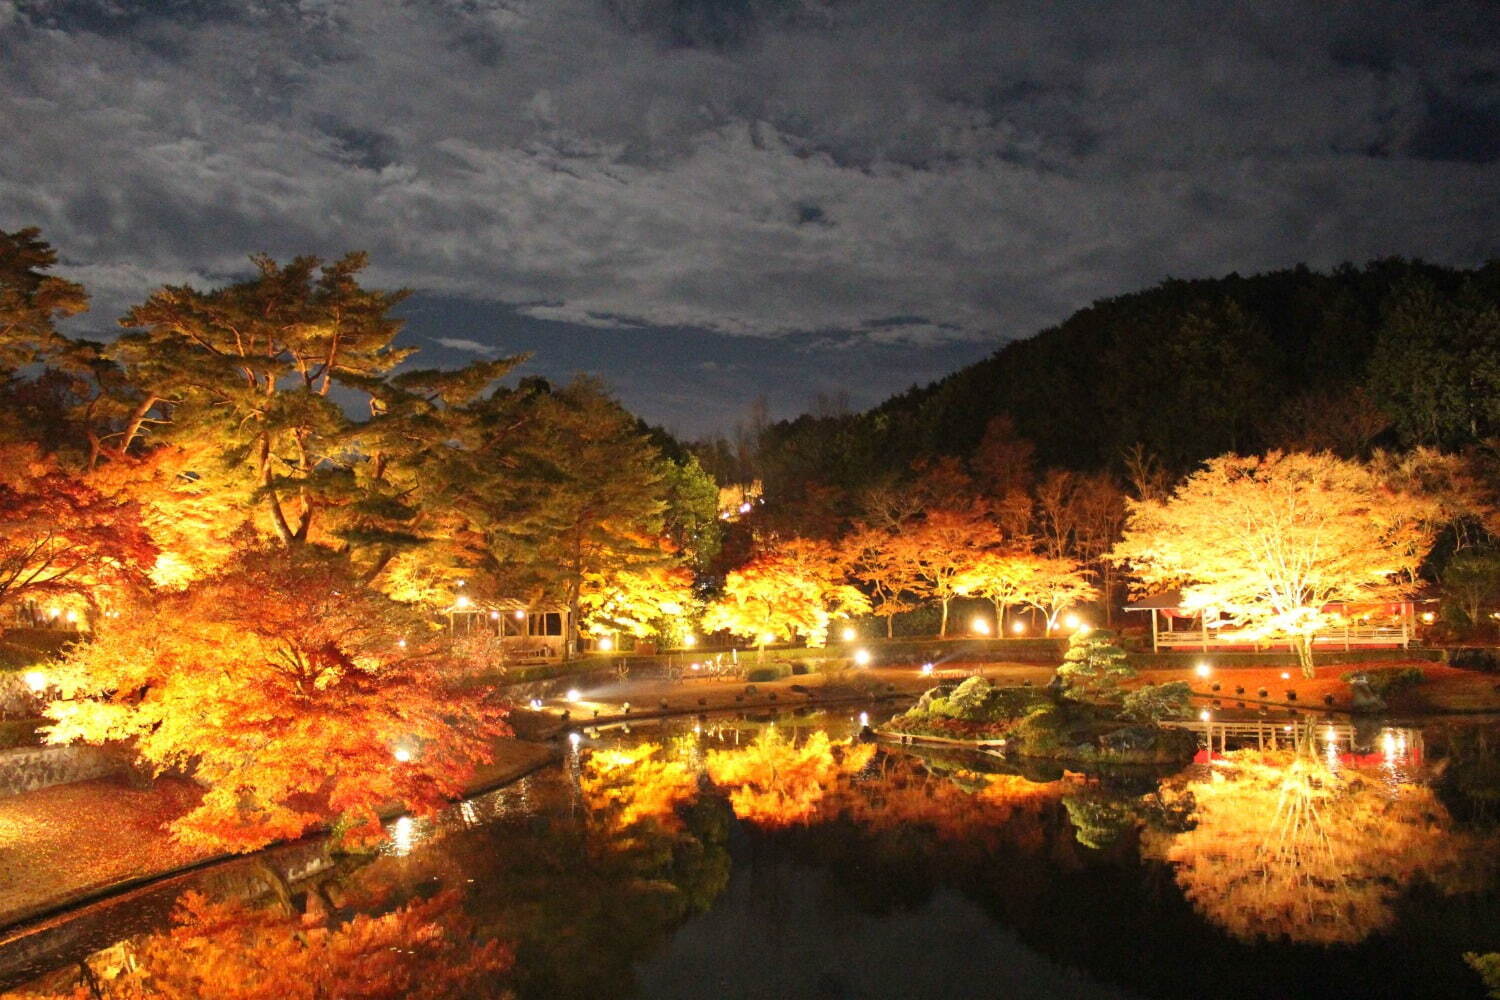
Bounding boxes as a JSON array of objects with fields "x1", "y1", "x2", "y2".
[
  {"x1": 704, "y1": 729, "x2": 875, "y2": 827},
  {"x1": 580, "y1": 743, "x2": 700, "y2": 833},
  {"x1": 15, "y1": 890, "x2": 512, "y2": 1000},
  {"x1": 44, "y1": 549, "x2": 509, "y2": 852}
]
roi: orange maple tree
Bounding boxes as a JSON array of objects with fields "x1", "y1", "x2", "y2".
[
  {"x1": 45, "y1": 548, "x2": 510, "y2": 851},
  {"x1": 904, "y1": 508, "x2": 1003, "y2": 636},
  {"x1": 0, "y1": 444, "x2": 157, "y2": 615}
]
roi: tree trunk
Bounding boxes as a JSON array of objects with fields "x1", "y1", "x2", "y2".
[
  {"x1": 1296, "y1": 634, "x2": 1315, "y2": 678},
  {"x1": 939, "y1": 598, "x2": 950, "y2": 637},
  {"x1": 885, "y1": 614, "x2": 894, "y2": 639}
]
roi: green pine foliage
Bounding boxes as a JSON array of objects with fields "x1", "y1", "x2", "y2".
[{"x1": 1055, "y1": 630, "x2": 1133, "y2": 702}]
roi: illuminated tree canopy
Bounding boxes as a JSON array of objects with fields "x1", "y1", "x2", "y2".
[
  {"x1": 45, "y1": 549, "x2": 509, "y2": 851},
  {"x1": 1112, "y1": 451, "x2": 1437, "y2": 675}
]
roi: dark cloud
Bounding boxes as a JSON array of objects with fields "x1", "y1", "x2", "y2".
[{"x1": 2, "y1": 0, "x2": 1498, "y2": 433}]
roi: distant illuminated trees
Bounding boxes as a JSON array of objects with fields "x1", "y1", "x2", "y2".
[
  {"x1": 905, "y1": 509, "x2": 1001, "y2": 637},
  {"x1": 45, "y1": 549, "x2": 508, "y2": 851},
  {"x1": 844, "y1": 524, "x2": 924, "y2": 638},
  {"x1": 953, "y1": 550, "x2": 1037, "y2": 635},
  {"x1": 701, "y1": 538, "x2": 869, "y2": 648},
  {"x1": 1019, "y1": 557, "x2": 1097, "y2": 635},
  {"x1": 1111, "y1": 451, "x2": 1435, "y2": 676}
]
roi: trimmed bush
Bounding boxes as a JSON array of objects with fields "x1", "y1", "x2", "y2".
[{"x1": 1121, "y1": 682, "x2": 1193, "y2": 723}]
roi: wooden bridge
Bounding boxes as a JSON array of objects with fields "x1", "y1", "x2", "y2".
[{"x1": 1163, "y1": 718, "x2": 1424, "y2": 762}]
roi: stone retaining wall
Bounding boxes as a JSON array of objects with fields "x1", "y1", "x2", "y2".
[{"x1": 0, "y1": 744, "x2": 128, "y2": 798}]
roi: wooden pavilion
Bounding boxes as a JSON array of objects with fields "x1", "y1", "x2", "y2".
[{"x1": 1123, "y1": 590, "x2": 1421, "y2": 653}]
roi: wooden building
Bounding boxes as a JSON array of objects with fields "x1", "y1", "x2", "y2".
[
  {"x1": 448, "y1": 599, "x2": 574, "y2": 662},
  {"x1": 1123, "y1": 590, "x2": 1421, "y2": 652}
]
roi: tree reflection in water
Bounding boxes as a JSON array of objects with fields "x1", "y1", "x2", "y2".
[
  {"x1": 1146, "y1": 750, "x2": 1495, "y2": 945},
  {"x1": 14, "y1": 890, "x2": 512, "y2": 1000}
]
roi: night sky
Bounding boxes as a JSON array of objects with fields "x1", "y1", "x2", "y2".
[{"x1": 3, "y1": 1, "x2": 1498, "y2": 437}]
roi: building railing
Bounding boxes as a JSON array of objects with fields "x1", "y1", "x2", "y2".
[{"x1": 1156, "y1": 624, "x2": 1409, "y2": 649}]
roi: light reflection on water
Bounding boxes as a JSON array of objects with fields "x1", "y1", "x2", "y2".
[{"x1": 6, "y1": 710, "x2": 1500, "y2": 1000}]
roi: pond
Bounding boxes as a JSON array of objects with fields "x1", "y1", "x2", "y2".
[{"x1": 4, "y1": 707, "x2": 1500, "y2": 999}]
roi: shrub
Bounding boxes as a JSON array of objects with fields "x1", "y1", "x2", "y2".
[
  {"x1": 1121, "y1": 682, "x2": 1193, "y2": 723},
  {"x1": 1056, "y1": 631, "x2": 1134, "y2": 702},
  {"x1": 790, "y1": 662, "x2": 810, "y2": 676},
  {"x1": 745, "y1": 666, "x2": 786, "y2": 683},
  {"x1": 940, "y1": 676, "x2": 993, "y2": 720}
]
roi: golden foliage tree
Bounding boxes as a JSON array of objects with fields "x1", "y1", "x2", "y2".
[
  {"x1": 45, "y1": 549, "x2": 509, "y2": 851},
  {"x1": 1111, "y1": 451, "x2": 1436, "y2": 675},
  {"x1": 702, "y1": 538, "x2": 869, "y2": 648},
  {"x1": 578, "y1": 557, "x2": 696, "y2": 643}
]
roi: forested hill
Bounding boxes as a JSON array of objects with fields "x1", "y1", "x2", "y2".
[{"x1": 747, "y1": 258, "x2": 1500, "y2": 497}]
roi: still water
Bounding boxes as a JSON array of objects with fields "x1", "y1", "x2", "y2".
[{"x1": 4, "y1": 708, "x2": 1500, "y2": 999}]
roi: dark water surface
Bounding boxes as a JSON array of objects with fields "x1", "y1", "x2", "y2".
[{"x1": 5, "y1": 709, "x2": 1500, "y2": 999}]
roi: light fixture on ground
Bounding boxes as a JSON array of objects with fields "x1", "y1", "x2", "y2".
[
  {"x1": 598, "y1": 637, "x2": 613, "y2": 652},
  {"x1": 921, "y1": 662, "x2": 934, "y2": 676},
  {"x1": 682, "y1": 634, "x2": 697, "y2": 648},
  {"x1": 565, "y1": 688, "x2": 582, "y2": 702},
  {"x1": 1194, "y1": 662, "x2": 1211, "y2": 678},
  {"x1": 23, "y1": 670, "x2": 46, "y2": 693},
  {"x1": 971, "y1": 616, "x2": 990, "y2": 636},
  {"x1": 853, "y1": 648, "x2": 872, "y2": 667},
  {"x1": 1011, "y1": 621, "x2": 1025, "y2": 635},
  {"x1": 841, "y1": 626, "x2": 856, "y2": 641},
  {"x1": 1063, "y1": 612, "x2": 1080, "y2": 630},
  {"x1": 1198, "y1": 709, "x2": 1211, "y2": 722}
]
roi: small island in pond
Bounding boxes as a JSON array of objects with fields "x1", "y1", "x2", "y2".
[{"x1": 883, "y1": 631, "x2": 1199, "y2": 765}]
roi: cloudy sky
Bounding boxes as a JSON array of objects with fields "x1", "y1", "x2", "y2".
[{"x1": 3, "y1": 0, "x2": 1498, "y2": 436}]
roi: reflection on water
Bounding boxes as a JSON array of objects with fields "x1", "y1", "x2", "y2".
[{"x1": 6, "y1": 711, "x2": 1500, "y2": 999}]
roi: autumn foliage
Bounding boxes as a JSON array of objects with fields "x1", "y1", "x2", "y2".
[
  {"x1": 45, "y1": 549, "x2": 509, "y2": 851},
  {"x1": 704, "y1": 729, "x2": 875, "y2": 827},
  {"x1": 16, "y1": 890, "x2": 512, "y2": 1000},
  {"x1": 1112, "y1": 451, "x2": 1437, "y2": 674},
  {"x1": 1150, "y1": 751, "x2": 1491, "y2": 945},
  {"x1": 0, "y1": 444, "x2": 157, "y2": 614},
  {"x1": 580, "y1": 742, "x2": 700, "y2": 833},
  {"x1": 702, "y1": 538, "x2": 869, "y2": 647}
]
